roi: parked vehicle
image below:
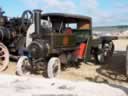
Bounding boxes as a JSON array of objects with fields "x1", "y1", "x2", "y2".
[
  {"x1": 16, "y1": 9, "x2": 116, "y2": 78},
  {"x1": 0, "y1": 9, "x2": 33, "y2": 71}
]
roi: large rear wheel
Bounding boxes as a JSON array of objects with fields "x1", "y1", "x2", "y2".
[{"x1": 0, "y1": 43, "x2": 9, "y2": 72}]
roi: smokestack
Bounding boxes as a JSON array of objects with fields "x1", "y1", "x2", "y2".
[{"x1": 33, "y1": 9, "x2": 42, "y2": 35}]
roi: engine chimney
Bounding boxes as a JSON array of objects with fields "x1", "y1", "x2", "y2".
[{"x1": 33, "y1": 9, "x2": 42, "y2": 35}]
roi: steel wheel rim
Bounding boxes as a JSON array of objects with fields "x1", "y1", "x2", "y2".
[
  {"x1": 21, "y1": 58, "x2": 31, "y2": 75},
  {"x1": 52, "y1": 60, "x2": 59, "y2": 77},
  {"x1": 0, "y1": 43, "x2": 9, "y2": 71},
  {"x1": 98, "y1": 53, "x2": 104, "y2": 63}
]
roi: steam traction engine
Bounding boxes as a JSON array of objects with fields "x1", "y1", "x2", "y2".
[
  {"x1": 16, "y1": 9, "x2": 93, "y2": 78},
  {"x1": 0, "y1": 9, "x2": 115, "y2": 77},
  {"x1": 16, "y1": 9, "x2": 113, "y2": 78},
  {"x1": 0, "y1": 9, "x2": 32, "y2": 71},
  {"x1": 16, "y1": 9, "x2": 116, "y2": 78}
]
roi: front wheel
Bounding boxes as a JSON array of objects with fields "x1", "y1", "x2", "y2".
[
  {"x1": 16, "y1": 56, "x2": 32, "y2": 76},
  {"x1": 47, "y1": 57, "x2": 61, "y2": 78}
]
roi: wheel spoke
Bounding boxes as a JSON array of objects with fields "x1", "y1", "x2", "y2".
[
  {"x1": 16, "y1": 56, "x2": 32, "y2": 76},
  {"x1": 22, "y1": 60, "x2": 31, "y2": 74},
  {"x1": 0, "y1": 43, "x2": 9, "y2": 71}
]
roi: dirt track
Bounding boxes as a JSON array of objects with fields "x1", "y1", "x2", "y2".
[{"x1": 1, "y1": 39, "x2": 128, "y2": 88}]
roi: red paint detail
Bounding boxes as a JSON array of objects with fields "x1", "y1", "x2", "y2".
[
  {"x1": 74, "y1": 43, "x2": 87, "y2": 59},
  {"x1": 63, "y1": 28, "x2": 72, "y2": 46},
  {"x1": 63, "y1": 36, "x2": 69, "y2": 46},
  {"x1": 65, "y1": 28, "x2": 72, "y2": 35}
]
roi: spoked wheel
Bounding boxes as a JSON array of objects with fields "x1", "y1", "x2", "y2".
[
  {"x1": 47, "y1": 57, "x2": 61, "y2": 78},
  {"x1": 16, "y1": 56, "x2": 32, "y2": 76},
  {"x1": 0, "y1": 43, "x2": 9, "y2": 72}
]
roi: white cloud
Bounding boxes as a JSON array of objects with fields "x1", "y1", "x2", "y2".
[
  {"x1": 19, "y1": 0, "x2": 39, "y2": 8},
  {"x1": 19, "y1": 0, "x2": 76, "y2": 13},
  {"x1": 80, "y1": 0, "x2": 98, "y2": 10},
  {"x1": 42, "y1": 0, "x2": 76, "y2": 13},
  {"x1": 19, "y1": 0, "x2": 128, "y2": 26},
  {"x1": 78, "y1": 0, "x2": 128, "y2": 26}
]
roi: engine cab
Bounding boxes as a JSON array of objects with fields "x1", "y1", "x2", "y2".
[{"x1": 27, "y1": 10, "x2": 92, "y2": 61}]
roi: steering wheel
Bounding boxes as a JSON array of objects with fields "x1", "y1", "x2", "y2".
[{"x1": 21, "y1": 10, "x2": 33, "y2": 30}]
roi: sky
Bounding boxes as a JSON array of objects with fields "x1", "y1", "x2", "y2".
[{"x1": 0, "y1": 0, "x2": 128, "y2": 26}]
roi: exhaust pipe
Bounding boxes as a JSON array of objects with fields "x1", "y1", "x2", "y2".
[{"x1": 33, "y1": 9, "x2": 42, "y2": 35}]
